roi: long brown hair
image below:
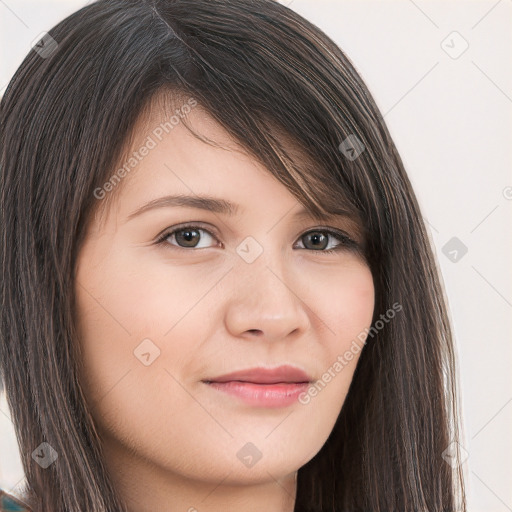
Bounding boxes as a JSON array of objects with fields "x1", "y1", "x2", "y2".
[{"x1": 0, "y1": 0, "x2": 466, "y2": 510}]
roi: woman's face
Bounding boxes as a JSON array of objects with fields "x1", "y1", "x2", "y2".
[{"x1": 74, "y1": 100, "x2": 375, "y2": 507}]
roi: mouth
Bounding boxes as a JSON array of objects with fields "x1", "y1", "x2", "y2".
[{"x1": 202, "y1": 365, "x2": 313, "y2": 408}]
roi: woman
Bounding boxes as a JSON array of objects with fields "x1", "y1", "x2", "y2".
[{"x1": 0, "y1": 0, "x2": 467, "y2": 510}]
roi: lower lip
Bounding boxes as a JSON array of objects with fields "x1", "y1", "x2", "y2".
[{"x1": 204, "y1": 381, "x2": 310, "y2": 408}]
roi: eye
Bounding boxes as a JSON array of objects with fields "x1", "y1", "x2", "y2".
[
  {"x1": 154, "y1": 223, "x2": 360, "y2": 254},
  {"x1": 295, "y1": 228, "x2": 359, "y2": 255},
  {"x1": 155, "y1": 224, "x2": 220, "y2": 250}
]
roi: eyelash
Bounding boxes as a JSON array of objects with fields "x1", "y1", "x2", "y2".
[{"x1": 154, "y1": 223, "x2": 360, "y2": 255}]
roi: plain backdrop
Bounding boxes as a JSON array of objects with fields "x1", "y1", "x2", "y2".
[{"x1": 1, "y1": 1, "x2": 511, "y2": 511}]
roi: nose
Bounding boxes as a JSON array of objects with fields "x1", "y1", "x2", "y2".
[{"x1": 223, "y1": 252, "x2": 311, "y2": 342}]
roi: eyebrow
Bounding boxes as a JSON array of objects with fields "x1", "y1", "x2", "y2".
[
  {"x1": 127, "y1": 195, "x2": 240, "y2": 220},
  {"x1": 126, "y1": 194, "x2": 353, "y2": 222}
]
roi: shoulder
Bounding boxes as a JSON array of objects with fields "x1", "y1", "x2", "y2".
[{"x1": 0, "y1": 489, "x2": 33, "y2": 512}]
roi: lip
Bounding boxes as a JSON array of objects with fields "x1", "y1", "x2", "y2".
[
  {"x1": 203, "y1": 365, "x2": 313, "y2": 385},
  {"x1": 202, "y1": 365, "x2": 313, "y2": 408}
]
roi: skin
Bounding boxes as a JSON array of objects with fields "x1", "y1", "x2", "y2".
[{"x1": 73, "y1": 97, "x2": 375, "y2": 512}]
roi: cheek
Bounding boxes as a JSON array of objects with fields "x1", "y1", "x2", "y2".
[
  {"x1": 304, "y1": 262, "x2": 374, "y2": 404},
  {"x1": 317, "y1": 261, "x2": 375, "y2": 342},
  {"x1": 73, "y1": 249, "x2": 227, "y2": 471},
  {"x1": 73, "y1": 246, "x2": 213, "y2": 404}
]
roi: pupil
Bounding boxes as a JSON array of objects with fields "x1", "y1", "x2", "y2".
[
  {"x1": 309, "y1": 232, "x2": 326, "y2": 249},
  {"x1": 178, "y1": 229, "x2": 198, "y2": 247}
]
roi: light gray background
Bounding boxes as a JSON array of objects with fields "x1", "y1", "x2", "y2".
[{"x1": 1, "y1": 1, "x2": 511, "y2": 511}]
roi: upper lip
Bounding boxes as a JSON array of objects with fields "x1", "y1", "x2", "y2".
[{"x1": 203, "y1": 365, "x2": 313, "y2": 384}]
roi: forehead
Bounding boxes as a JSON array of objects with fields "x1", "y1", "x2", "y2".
[{"x1": 91, "y1": 89, "x2": 365, "y2": 237}]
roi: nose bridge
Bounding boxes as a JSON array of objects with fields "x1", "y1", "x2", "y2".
[
  {"x1": 224, "y1": 240, "x2": 310, "y2": 339},
  {"x1": 237, "y1": 236, "x2": 292, "y2": 301}
]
